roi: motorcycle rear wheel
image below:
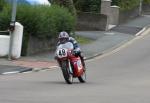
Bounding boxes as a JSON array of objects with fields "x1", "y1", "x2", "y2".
[{"x1": 78, "y1": 70, "x2": 86, "y2": 83}]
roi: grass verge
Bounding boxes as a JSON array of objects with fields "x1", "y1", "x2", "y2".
[{"x1": 74, "y1": 35, "x2": 93, "y2": 45}]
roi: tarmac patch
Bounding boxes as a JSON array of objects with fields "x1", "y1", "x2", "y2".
[
  {"x1": 111, "y1": 26, "x2": 142, "y2": 35},
  {"x1": 0, "y1": 65, "x2": 33, "y2": 75},
  {"x1": 104, "y1": 32, "x2": 115, "y2": 35}
]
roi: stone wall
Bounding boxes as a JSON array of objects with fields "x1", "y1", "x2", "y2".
[
  {"x1": 76, "y1": 12, "x2": 108, "y2": 31},
  {"x1": 143, "y1": 4, "x2": 150, "y2": 13},
  {"x1": 110, "y1": 6, "x2": 120, "y2": 25},
  {"x1": 26, "y1": 36, "x2": 57, "y2": 55},
  {"x1": 119, "y1": 7, "x2": 139, "y2": 24}
]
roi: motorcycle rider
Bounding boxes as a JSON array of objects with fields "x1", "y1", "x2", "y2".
[{"x1": 55, "y1": 31, "x2": 85, "y2": 68}]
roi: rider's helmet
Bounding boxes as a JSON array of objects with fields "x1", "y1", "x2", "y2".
[{"x1": 58, "y1": 31, "x2": 69, "y2": 44}]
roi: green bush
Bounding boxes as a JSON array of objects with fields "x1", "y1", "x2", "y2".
[
  {"x1": 0, "y1": 4, "x2": 11, "y2": 30},
  {"x1": 16, "y1": 5, "x2": 75, "y2": 38},
  {"x1": 0, "y1": 4, "x2": 76, "y2": 55},
  {"x1": 143, "y1": 0, "x2": 150, "y2": 4},
  {"x1": 51, "y1": 0, "x2": 76, "y2": 16},
  {"x1": 0, "y1": 0, "x2": 6, "y2": 11},
  {"x1": 73, "y1": 0, "x2": 101, "y2": 13},
  {"x1": 21, "y1": 5, "x2": 75, "y2": 55},
  {"x1": 111, "y1": 0, "x2": 140, "y2": 11},
  {"x1": 74, "y1": 0, "x2": 149, "y2": 12}
]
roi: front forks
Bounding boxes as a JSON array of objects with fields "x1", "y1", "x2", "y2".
[
  {"x1": 68, "y1": 60, "x2": 73, "y2": 74},
  {"x1": 61, "y1": 60, "x2": 73, "y2": 74}
]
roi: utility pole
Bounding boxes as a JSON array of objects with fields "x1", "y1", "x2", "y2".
[
  {"x1": 139, "y1": 0, "x2": 143, "y2": 15},
  {"x1": 8, "y1": 0, "x2": 17, "y2": 60}
]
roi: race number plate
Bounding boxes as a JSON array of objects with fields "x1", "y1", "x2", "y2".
[{"x1": 56, "y1": 48, "x2": 67, "y2": 58}]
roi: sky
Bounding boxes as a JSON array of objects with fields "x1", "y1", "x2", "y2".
[
  {"x1": 26, "y1": 0, "x2": 50, "y2": 5},
  {"x1": 5, "y1": 0, "x2": 51, "y2": 5}
]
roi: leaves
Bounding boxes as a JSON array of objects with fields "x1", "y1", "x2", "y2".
[
  {"x1": 0, "y1": 0, "x2": 6, "y2": 11},
  {"x1": 143, "y1": 0, "x2": 150, "y2": 4},
  {"x1": 112, "y1": 0, "x2": 140, "y2": 11},
  {"x1": 0, "y1": 4, "x2": 75, "y2": 38},
  {"x1": 73, "y1": 0, "x2": 101, "y2": 13},
  {"x1": 0, "y1": 4, "x2": 76, "y2": 55},
  {"x1": 52, "y1": 0, "x2": 76, "y2": 16}
]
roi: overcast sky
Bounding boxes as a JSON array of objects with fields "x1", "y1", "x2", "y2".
[{"x1": 24, "y1": 0, "x2": 50, "y2": 5}]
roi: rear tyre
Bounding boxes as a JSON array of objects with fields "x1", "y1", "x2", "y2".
[{"x1": 78, "y1": 67, "x2": 86, "y2": 83}]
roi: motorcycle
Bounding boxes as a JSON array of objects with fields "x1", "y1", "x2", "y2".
[{"x1": 55, "y1": 42, "x2": 86, "y2": 84}]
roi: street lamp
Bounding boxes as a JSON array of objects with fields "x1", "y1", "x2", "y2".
[{"x1": 8, "y1": 0, "x2": 17, "y2": 60}]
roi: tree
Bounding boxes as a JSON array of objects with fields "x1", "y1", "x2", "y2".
[
  {"x1": 111, "y1": 0, "x2": 140, "y2": 11},
  {"x1": 51, "y1": 0, "x2": 76, "y2": 16},
  {"x1": 0, "y1": 0, "x2": 6, "y2": 11},
  {"x1": 73, "y1": 0, "x2": 101, "y2": 13}
]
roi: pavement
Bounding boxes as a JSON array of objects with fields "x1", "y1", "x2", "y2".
[{"x1": 0, "y1": 14, "x2": 150, "y2": 75}]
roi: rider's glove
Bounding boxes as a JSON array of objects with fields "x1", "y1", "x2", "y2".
[{"x1": 73, "y1": 50, "x2": 80, "y2": 57}]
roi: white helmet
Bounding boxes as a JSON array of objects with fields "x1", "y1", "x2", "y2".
[
  {"x1": 59, "y1": 31, "x2": 69, "y2": 39},
  {"x1": 58, "y1": 31, "x2": 69, "y2": 43}
]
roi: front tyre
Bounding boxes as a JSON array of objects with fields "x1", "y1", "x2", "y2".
[{"x1": 61, "y1": 61, "x2": 73, "y2": 84}]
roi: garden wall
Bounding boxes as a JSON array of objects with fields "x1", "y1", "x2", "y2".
[{"x1": 76, "y1": 12, "x2": 108, "y2": 31}]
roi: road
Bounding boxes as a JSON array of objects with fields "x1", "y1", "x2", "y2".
[{"x1": 0, "y1": 29, "x2": 150, "y2": 103}]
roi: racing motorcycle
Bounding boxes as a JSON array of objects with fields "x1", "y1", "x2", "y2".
[{"x1": 55, "y1": 42, "x2": 86, "y2": 84}]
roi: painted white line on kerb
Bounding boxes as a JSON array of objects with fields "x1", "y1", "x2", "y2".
[
  {"x1": 136, "y1": 27, "x2": 146, "y2": 36},
  {"x1": 93, "y1": 27, "x2": 150, "y2": 61},
  {"x1": 2, "y1": 71, "x2": 20, "y2": 75},
  {"x1": 49, "y1": 66, "x2": 59, "y2": 69}
]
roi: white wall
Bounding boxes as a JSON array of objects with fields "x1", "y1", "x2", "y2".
[
  {"x1": 0, "y1": 22, "x2": 23, "y2": 59},
  {"x1": 11, "y1": 22, "x2": 24, "y2": 59},
  {"x1": 0, "y1": 35, "x2": 10, "y2": 57}
]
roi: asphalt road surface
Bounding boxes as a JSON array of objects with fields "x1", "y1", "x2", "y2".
[{"x1": 0, "y1": 29, "x2": 150, "y2": 103}]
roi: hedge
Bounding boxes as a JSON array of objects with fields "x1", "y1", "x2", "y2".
[
  {"x1": 111, "y1": 0, "x2": 140, "y2": 11},
  {"x1": 0, "y1": 4, "x2": 76, "y2": 55},
  {"x1": 0, "y1": 0, "x2": 6, "y2": 11},
  {"x1": 143, "y1": 0, "x2": 150, "y2": 4},
  {"x1": 74, "y1": 0, "x2": 144, "y2": 12},
  {"x1": 73, "y1": 0, "x2": 101, "y2": 13},
  {"x1": 51, "y1": 0, "x2": 76, "y2": 16},
  {"x1": 0, "y1": 4, "x2": 11, "y2": 30}
]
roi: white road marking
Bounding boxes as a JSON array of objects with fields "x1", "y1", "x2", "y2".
[
  {"x1": 2, "y1": 71, "x2": 20, "y2": 75},
  {"x1": 136, "y1": 27, "x2": 146, "y2": 36},
  {"x1": 90, "y1": 27, "x2": 150, "y2": 61}
]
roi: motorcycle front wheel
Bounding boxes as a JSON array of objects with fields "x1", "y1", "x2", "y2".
[{"x1": 61, "y1": 61, "x2": 73, "y2": 84}]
